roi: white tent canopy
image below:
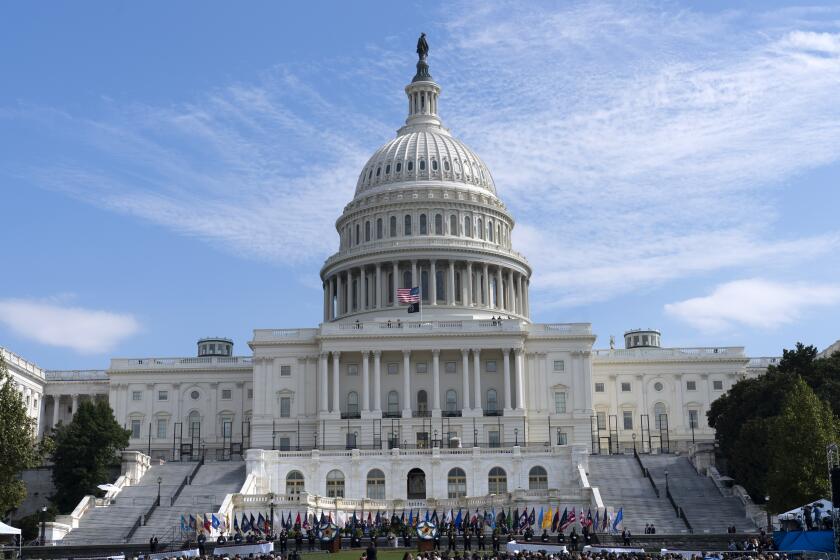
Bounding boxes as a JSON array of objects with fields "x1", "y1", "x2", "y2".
[
  {"x1": 776, "y1": 498, "x2": 834, "y2": 521},
  {"x1": 0, "y1": 520, "x2": 21, "y2": 535}
]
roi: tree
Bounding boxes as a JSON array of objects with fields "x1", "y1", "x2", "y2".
[
  {"x1": 0, "y1": 354, "x2": 44, "y2": 517},
  {"x1": 765, "y1": 377, "x2": 840, "y2": 513},
  {"x1": 51, "y1": 400, "x2": 130, "y2": 513}
]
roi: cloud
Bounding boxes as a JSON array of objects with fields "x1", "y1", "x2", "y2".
[
  {"x1": 663, "y1": 279, "x2": 840, "y2": 331},
  {"x1": 0, "y1": 298, "x2": 141, "y2": 354}
]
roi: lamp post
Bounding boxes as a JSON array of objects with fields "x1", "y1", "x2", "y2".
[
  {"x1": 434, "y1": 429, "x2": 438, "y2": 448},
  {"x1": 664, "y1": 468, "x2": 669, "y2": 492},
  {"x1": 314, "y1": 432, "x2": 318, "y2": 450},
  {"x1": 40, "y1": 505, "x2": 47, "y2": 545},
  {"x1": 474, "y1": 428, "x2": 478, "y2": 447},
  {"x1": 765, "y1": 495, "x2": 772, "y2": 533},
  {"x1": 157, "y1": 476, "x2": 162, "y2": 506},
  {"x1": 268, "y1": 492, "x2": 275, "y2": 536},
  {"x1": 632, "y1": 433, "x2": 637, "y2": 453},
  {"x1": 514, "y1": 428, "x2": 519, "y2": 446}
]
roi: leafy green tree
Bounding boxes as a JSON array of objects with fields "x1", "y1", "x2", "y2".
[
  {"x1": 765, "y1": 377, "x2": 840, "y2": 513},
  {"x1": 0, "y1": 354, "x2": 44, "y2": 517},
  {"x1": 51, "y1": 400, "x2": 130, "y2": 512}
]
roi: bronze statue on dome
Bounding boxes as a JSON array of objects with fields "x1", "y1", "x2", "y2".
[{"x1": 417, "y1": 32, "x2": 429, "y2": 61}]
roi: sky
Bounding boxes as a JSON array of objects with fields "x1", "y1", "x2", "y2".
[{"x1": 1, "y1": 0, "x2": 839, "y2": 370}]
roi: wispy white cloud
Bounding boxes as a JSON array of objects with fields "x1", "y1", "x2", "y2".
[
  {"x1": 0, "y1": 298, "x2": 141, "y2": 354},
  {"x1": 663, "y1": 278, "x2": 840, "y2": 331}
]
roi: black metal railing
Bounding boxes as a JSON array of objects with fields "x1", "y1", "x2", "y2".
[
  {"x1": 340, "y1": 412, "x2": 361, "y2": 419},
  {"x1": 442, "y1": 410, "x2": 462, "y2": 417},
  {"x1": 665, "y1": 484, "x2": 693, "y2": 533},
  {"x1": 412, "y1": 410, "x2": 431, "y2": 418},
  {"x1": 483, "y1": 410, "x2": 503, "y2": 417}
]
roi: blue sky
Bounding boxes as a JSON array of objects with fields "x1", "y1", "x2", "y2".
[{"x1": 2, "y1": 1, "x2": 839, "y2": 370}]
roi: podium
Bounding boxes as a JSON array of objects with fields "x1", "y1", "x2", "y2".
[
  {"x1": 418, "y1": 540, "x2": 434, "y2": 552},
  {"x1": 322, "y1": 538, "x2": 341, "y2": 553}
]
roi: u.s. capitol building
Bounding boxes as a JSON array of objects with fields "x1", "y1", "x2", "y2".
[{"x1": 3, "y1": 43, "x2": 780, "y2": 506}]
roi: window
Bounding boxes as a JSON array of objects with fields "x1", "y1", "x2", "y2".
[
  {"x1": 417, "y1": 390, "x2": 428, "y2": 413},
  {"x1": 385, "y1": 164, "x2": 391, "y2": 175},
  {"x1": 408, "y1": 161, "x2": 414, "y2": 172},
  {"x1": 489, "y1": 430, "x2": 500, "y2": 448},
  {"x1": 488, "y1": 467, "x2": 507, "y2": 494},
  {"x1": 529, "y1": 466, "x2": 548, "y2": 490},
  {"x1": 280, "y1": 397, "x2": 291, "y2": 418},
  {"x1": 286, "y1": 471, "x2": 304, "y2": 495},
  {"x1": 621, "y1": 382, "x2": 631, "y2": 392},
  {"x1": 464, "y1": 216, "x2": 472, "y2": 237},
  {"x1": 191, "y1": 390, "x2": 200, "y2": 400},
  {"x1": 596, "y1": 411, "x2": 606, "y2": 430},
  {"x1": 280, "y1": 365, "x2": 292, "y2": 376},
  {"x1": 434, "y1": 214, "x2": 443, "y2": 235},
  {"x1": 654, "y1": 381, "x2": 664, "y2": 392},
  {"x1": 156, "y1": 419, "x2": 167, "y2": 439},
  {"x1": 347, "y1": 392, "x2": 359, "y2": 416},
  {"x1": 365, "y1": 221, "x2": 371, "y2": 242},
  {"x1": 419, "y1": 159, "x2": 426, "y2": 171},
  {"x1": 553, "y1": 360, "x2": 565, "y2": 371},
  {"x1": 713, "y1": 380, "x2": 723, "y2": 390},
  {"x1": 444, "y1": 160, "x2": 451, "y2": 172},
  {"x1": 221, "y1": 389, "x2": 232, "y2": 400},
  {"x1": 346, "y1": 431, "x2": 358, "y2": 449},
  {"x1": 594, "y1": 383, "x2": 605, "y2": 393},
  {"x1": 390, "y1": 216, "x2": 397, "y2": 237},
  {"x1": 686, "y1": 381, "x2": 697, "y2": 391},
  {"x1": 404, "y1": 215, "x2": 412, "y2": 235},
  {"x1": 445, "y1": 361, "x2": 457, "y2": 374},
  {"x1": 485, "y1": 360, "x2": 497, "y2": 373},
  {"x1": 132, "y1": 391, "x2": 142, "y2": 401},
  {"x1": 366, "y1": 469, "x2": 385, "y2": 499},
  {"x1": 477, "y1": 218, "x2": 483, "y2": 239},
  {"x1": 278, "y1": 437, "x2": 290, "y2": 451},
  {"x1": 416, "y1": 362, "x2": 428, "y2": 374},
  {"x1": 689, "y1": 409, "x2": 699, "y2": 429},
  {"x1": 221, "y1": 417, "x2": 233, "y2": 438},
  {"x1": 247, "y1": 389, "x2": 253, "y2": 399},
  {"x1": 131, "y1": 419, "x2": 141, "y2": 439},
  {"x1": 355, "y1": 224, "x2": 360, "y2": 245},
  {"x1": 554, "y1": 391, "x2": 567, "y2": 414},
  {"x1": 188, "y1": 412, "x2": 201, "y2": 437},
  {"x1": 446, "y1": 390, "x2": 457, "y2": 412},
  {"x1": 387, "y1": 391, "x2": 399, "y2": 414},
  {"x1": 432, "y1": 159, "x2": 438, "y2": 171},
  {"x1": 387, "y1": 363, "x2": 399, "y2": 375},
  {"x1": 396, "y1": 162, "x2": 402, "y2": 173},
  {"x1": 623, "y1": 410, "x2": 633, "y2": 430},
  {"x1": 419, "y1": 214, "x2": 427, "y2": 235},
  {"x1": 447, "y1": 468, "x2": 467, "y2": 498},
  {"x1": 486, "y1": 389, "x2": 498, "y2": 412},
  {"x1": 376, "y1": 218, "x2": 383, "y2": 239},
  {"x1": 654, "y1": 403, "x2": 667, "y2": 430},
  {"x1": 449, "y1": 214, "x2": 458, "y2": 236},
  {"x1": 488, "y1": 220, "x2": 494, "y2": 242},
  {"x1": 347, "y1": 364, "x2": 359, "y2": 376},
  {"x1": 556, "y1": 431, "x2": 568, "y2": 445},
  {"x1": 158, "y1": 390, "x2": 168, "y2": 401},
  {"x1": 326, "y1": 470, "x2": 345, "y2": 498}
]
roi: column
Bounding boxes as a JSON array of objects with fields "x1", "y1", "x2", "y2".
[
  {"x1": 337, "y1": 274, "x2": 344, "y2": 316},
  {"x1": 375, "y1": 264, "x2": 382, "y2": 309},
  {"x1": 362, "y1": 351, "x2": 370, "y2": 413},
  {"x1": 430, "y1": 260, "x2": 437, "y2": 305},
  {"x1": 392, "y1": 261, "x2": 399, "y2": 306},
  {"x1": 346, "y1": 270, "x2": 353, "y2": 313},
  {"x1": 411, "y1": 260, "x2": 418, "y2": 288},
  {"x1": 496, "y1": 267, "x2": 503, "y2": 310},
  {"x1": 461, "y1": 350, "x2": 470, "y2": 416},
  {"x1": 524, "y1": 279, "x2": 530, "y2": 317},
  {"x1": 503, "y1": 349, "x2": 512, "y2": 411},
  {"x1": 448, "y1": 261, "x2": 456, "y2": 305},
  {"x1": 331, "y1": 352, "x2": 341, "y2": 414},
  {"x1": 432, "y1": 350, "x2": 441, "y2": 414},
  {"x1": 402, "y1": 351, "x2": 412, "y2": 418},
  {"x1": 319, "y1": 353, "x2": 328, "y2": 413},
  {"x1": 329, "y1": 277, "x2": 335, "y2": 320},
  {"x1": 507, "y1": 271, "x2": 515, "y2": 314},
  {"x1": 482, "y1": 264, "x2": 490, "y2": 308},
  {"x1": 373, "y1": 351, "x2": 382, "y2": 413},
  {"x1": 473, "y1": 349, "x2": 483, "y2": 413},
  {"x1": 71, "y1": 394, "x2": 79, "y2": 417},
  {"x1": 323, "y1": 283, "x2": 329, "y2": 322},
  {"x1": 515, "y1": 349, "x2": 526, "y2": 410},
  {"x1": 467, "y1": 262, "x2": 474, "y2": 306},
  {"x1": 52, "y1": 395, "x2": 60, "y2": 427}
]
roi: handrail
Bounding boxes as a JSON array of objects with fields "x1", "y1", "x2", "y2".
[
  {"x1": 635, "y1": 448, "x2": 660, "y2": 498},
  {"x1": 665, "y1": 484, "x2": 693, "y2": 533},
  {"x1": 172, "y1": 453, "x2": 205, "y2": 506},
  {"x1": 125, "y1": 515, "x2": 143, "y2": 542}
]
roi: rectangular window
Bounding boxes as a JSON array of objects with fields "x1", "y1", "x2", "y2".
[
  {"x1": 553, "y1": 360, "x2": 565, "y2": 371},
  {"x1": 221, "y1": 389, "x2": 232, "y2": 400},
  {"x1": 280, "y1": 365, "x2": 292, "y2": 376},
  {"x1": 596, "y1": 412, "x2": 606, "y2": 430},
  {"x1": 247, "y1": 388, "x2": 253, "y2": 399},
  {"x1": 556, "y1": 431, "x2": 568, "y2": 445},
  {"x1": 132, "y1": 391, "x2": 142, "y2": 401},
  {"x1": 445, "y1": 361, "x2": 457, "y2": 374},
  {"x1": 488, "y1": 430, "x2": 501, "y2": 448},
  {"x1": 554, "y1": 391, "x2": 567, "y2": 414},
  {"x1": 485, "y1": 360, "x2": 497, "y2": 373},
  {"x1": 689, "y1": 409, "x2": 699, "y2": 429},
  {"x1": 687, "y1": 380, "x2": 697, "y2": 391},
  {"x1": 222, "y1": 419, "x2": 233, "y2": 438},
  {"x1": 416, "y1": 362, "x2": 428, "y2": 374},
  {"x1": 387, "y1": 363, "x2": 399, "y2": 375},
  {"x1": 416, "y1": 431, "x2": 429, "y2": 448},
  {"x1": 621, "y1": 382, "x2": 631, "y2": 392},
  {"x1": 594, "y1": 382, "x2": 605, "y2": 393},
  {"x1": 156, "y1": 419, "x2": 167, "y2": 439},
  {"x1": 131, "y1": 419, "x2": 141, "y2": 439},
  {"x1": 278, "y1": 437, "x2": 291, "y2": 451},
  {"x1": 347, "y1": 364, "x2": 359, "y2": 376},
  {"x1": 623, "y1": 410, "x2": 633, "y2": 430},
  {"x1": 157, "y1": 390, "x2": 168, "y2": 401},
  {"x1": 280, "y1": 397, "x2": 291, "y2": 418},
  {"x1": 713, "y1": 380, "x2": 723, "y2": 390}
]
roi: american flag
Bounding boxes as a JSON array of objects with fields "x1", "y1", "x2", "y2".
[{"x1": 397, "y1": 287, "x2": 420, "y2": 303}]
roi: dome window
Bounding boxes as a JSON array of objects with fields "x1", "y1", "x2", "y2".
[
  {"x1": 454, "y1": 160, "x2": 462, "y2": 173},
  {"x1": 368, "y1": 169, "x2": 373, "y2": 180},
  {"x1": 396, "y1": 162, "x2": 402, "y2": 173},
  {"x1": 407, "y1": 161, "x2": 414, "y2": 172},
  {"x1": 385, "y1": 164, "x2": 391, "y2": 174},
  {"x1": 432, "y1": 160, "x2": 438, "y2": 171},
  {"x1": 419, "y1": 159, "x2": 426, "y2": 171},
  {"x1": 376, "y1": 166, "x2": 381, "y2": 177},
  {"x1": 444, "y1": 160, "x2": 450, "y2": 172}
]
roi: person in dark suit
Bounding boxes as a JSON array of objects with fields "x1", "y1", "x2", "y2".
[{"x1": 366, "y1": 540, "x2": 378, "y2": 560}]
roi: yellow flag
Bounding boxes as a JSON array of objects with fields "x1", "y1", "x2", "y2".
[{"x1": 543, "y1": 507, "x2": 553, "y2": 529}]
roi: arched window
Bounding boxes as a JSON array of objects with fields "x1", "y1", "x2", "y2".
[
  {"x1": 387, "y1": 391, "x2": 399, "y2": 415},
  {"x1": 496, "y1": 224, "x2": 501, "y2": 244},
  {"x1": 396, "y1": 162, "x2": 402, "y2": 173},
  {"x1": 477, "y1": 218, "x2": 483, "y2": 239},
  {"x1": 447, "y1": 467, "x2": 467, "y2": 498},
  {"x1": 404, "y1": 215, "x2": 412, "y2": 235},
  {"x1": 419, "y1": 214, "x2": 427, "y2": 235},
  {"x1": 366, "y1": 469, "x2": 385, "y2": 499},
  {"x1": 528, "y1": 466, "x2": 548, "y2": 490},
  {"x1": 435, "y1": 270, "x2": 445, "y2": 302},
  {"x1": 488, "y1": 467, "x2": 507, "y2": 494},
  {"x1": 417, "y1": 390, "x2": 428, "y2": 413},
  {"x1": 286, "y1": 470, "x2": 305, "y2": 495},
  {"x1": 365, "y1": 221, "x2": 371, "y2": 242},
  {"x1": 444, "y1": 159, "x2": 451, "y2": 172},
  {"x1": 326, "y1": 469, "x2": 345, "y2": 498},
  {"x1": 355, "y1": 224, "x2": 360, "y2": 245},
  {"x1": 488, "y1": 220, "x2": 494, "y2": 242},
  {"x1": 188, "y1": 411, "x2": 201, "y2": 437},
  {"x1": 403, "y1": 270, "x2": 412, "y2": 289},
  {"x1": 434, "y1": 214, "x2": 443, "y2": 235},
  {"x1": 486, "y1": 389, "x2": 498, "y2": 413},
  {"x1": 454, "y1": 272, "x2": 462, "y2": 304},
  {"x1": 376, "y1": 218, "x2": 383, "y2": 239},
  {"x1": 347, "y1": 391, "x2": 359, "y2": 416},
  {"x1": 390, "y1": 216, "x2": 397, "y2": 237},
  {"x1": 464, "y1": 217, "x2": 472, "y2": 237},
  {"x1": 450, "y1": 214, "x2": 458, "y2": 236},
  {"x1": 376, "y1": 166, "x2": 381, "y2": 177},
  {"x1": 654, "y1": 402, "x2": 667, "y2": 430},
  {"x1": 432, "y1": 159, "x2": 438, "y2": 171},
  {"x1": 385, "y1": 164, "x2": 391, "y2": 174},
  {"x1": 407, "y1": 161, "x2": 414, "y2": 172},
  {"x1": 419, "y1": 159, "x2": 426, "y2": 171},
  {"x1": 446, "y1": 390, "x2": 457, "y2": 412}
]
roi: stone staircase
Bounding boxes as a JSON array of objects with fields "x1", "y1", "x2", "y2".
[
  {"x1": 129, "y1": 461, "x2": 246, "y2": 544},
  {"x1": 587, "y1": 454, "x2": 688, "y2": 534},
  {"x1": 640, "y1": 454, "x2": 758, "y2": 534}
]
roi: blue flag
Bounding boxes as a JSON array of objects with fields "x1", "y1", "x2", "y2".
[
  {"x1": 408, "y1": 509, "x2": 414, "y2": 527},
  {"x1": 211, "y1": 514, "x2": 220, "y2": 529},
  {"x1": 234, "y1": 514, "x2": 240, "y2": 533},
  {"x1": 537, "y1": 507, "x2": 544, "y2": 530},
  {"x1": 251, "y1": 513, "x2": 260, "y2": 534},
  {"x1": 594, "y1": 510, "x2": 600, "y2": 532},
  {"x1": 455, "y1": 509, "x2": 463, "y2": 529},
  {"x1": 180, "y1": 515, "x2": 189, "y2": 532},
  {"x1": 612, "y1": 508, "x2": 623, "y2": 532}
]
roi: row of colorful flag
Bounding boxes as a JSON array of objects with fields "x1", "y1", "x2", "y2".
[{"x1": 180, "y1": 507, "x2": 626, "y2": 535}]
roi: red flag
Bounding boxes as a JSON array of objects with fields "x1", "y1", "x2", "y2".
[{"x1": 295, "y1": 512, "x2": 301, "y2": 527}]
